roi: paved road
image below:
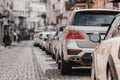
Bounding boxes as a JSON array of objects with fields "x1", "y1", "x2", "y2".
[{"x1": 0, "y1": 41, "x2": 91, "y2": 80}]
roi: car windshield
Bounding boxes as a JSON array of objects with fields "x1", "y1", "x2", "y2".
[{"x1": 73, "y1": 11, "x2": 119, "y2": 26}]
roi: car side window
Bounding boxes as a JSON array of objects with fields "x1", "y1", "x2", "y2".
[
  {"x1": 66, "y1": 12, "x2": 75, "y2": 26},
  {"x1": 111, "y1": 25, "x2": 120, "y2": 37},
  {"x1": 106, "y1": 15, "x2": 120, "y2": 39}
]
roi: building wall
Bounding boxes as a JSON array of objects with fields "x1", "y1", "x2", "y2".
[
  {"x1": 0, "y1": 0, "x2": 3, "y2": 45},
  {"x1": 46, "y1": 0, "x2": 61, "y2": 25},
  {"x1": 89, "y1": 0, "x2": 107, "y2": 8},
  {"x1": 27, "y1": 0, "x2": 46, "y2": 32},
  {"x1": 12, "y1": 0, "x2": 30, "y2": 17},
  {"x1": 0, "y1": 0, "x2": 13, "y2": 45}
]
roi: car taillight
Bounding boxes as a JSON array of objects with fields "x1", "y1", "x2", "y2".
[{"x1": 65, "y1": 30, "x2": 85, "y2": 39}]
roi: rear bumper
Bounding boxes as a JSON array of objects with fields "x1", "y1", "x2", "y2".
[
  {"x1": 65, "y1": 48, "x2": 94, "y2": 66},
  {"x1": 70, "y1": 53, "x2": 92, "y2": 66}
]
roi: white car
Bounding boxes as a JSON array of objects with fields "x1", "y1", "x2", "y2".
[
  {"x1": 33, "y1": 32, "x2": 41, "y2": 47},
  {"x1": 56, "y1": 8, "x2": 120, "y2": 75},
  {"x1": 45, "y1": 31, "x2": 56, "y2": 54},
  {"x1": 51, "y1": 27, "x2": 64, "y2": 60},
  {"x1": 39, "y1": 32, "x2": 50, "y2": 50},
  {"x1": 91, "y1": 14, "x2": 120, "y2": 80}
]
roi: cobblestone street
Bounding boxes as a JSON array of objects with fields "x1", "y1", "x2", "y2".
[{"x1": 0, "y1": 41, "x2": 91, "y2": 80}]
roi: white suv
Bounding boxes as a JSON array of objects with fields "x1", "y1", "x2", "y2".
[
  {"x1": 57, "y1": 9, "x2": 120, "y2": 75},
  {"x1": 91, "y1": 14, "x2": 120, "y2": 80}
]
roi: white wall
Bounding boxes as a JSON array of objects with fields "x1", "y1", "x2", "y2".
[
  {"x1": 30, "y1": 2, "x2": 46, "y2": 17},
  {"x1": 12, "y1": 0, "x2": 30, "y2": 17},
  {"x1": 0, "y1": 0, "x2": 3, "y2": 13}
]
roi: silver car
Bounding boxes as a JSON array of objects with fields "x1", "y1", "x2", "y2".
[{"x1": 57, "y1": 9, "x2": 120, "y2": 75}]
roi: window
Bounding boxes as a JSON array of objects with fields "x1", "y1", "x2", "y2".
[
  {"x1": 53, "y1": 4, "x2": 55, "y2": 9},
  {"x1": 106, "y1": 15, "x2": 120, "y2": 39},
  {"x1": 72, "y1": 11, "x2": 119, "y2": 26},
  {"x1": 111, "y1": 24, "x2": 120, "y2": 37}
]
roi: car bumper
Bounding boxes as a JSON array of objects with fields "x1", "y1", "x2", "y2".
[{"x1": 65, "y1": 48, "x2": 94, "y2": 66}]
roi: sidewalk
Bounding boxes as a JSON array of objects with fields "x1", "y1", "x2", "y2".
[
  {"x1": 11, "y1": 41, "x2": 18, "y2": 46},
  {"x1": 0, "y1": 45, "x2": 6, "y2": 52},
  {"x1": 0, "y1": 41, "x2": 18, "y2": 52}
]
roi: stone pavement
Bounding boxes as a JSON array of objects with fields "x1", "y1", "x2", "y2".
[
  {"x1": 0, "y1": 45, "x2": 5, "y2": 52},
  {"x1": 33, "y1": 47, "x2": 91, "y2": 80},
  {"x1": 0, "y1": 41, "x2": 18, "y2": 52},
  {"x1": 0, "y1": 41, "x2": 37, "y2": 80}
]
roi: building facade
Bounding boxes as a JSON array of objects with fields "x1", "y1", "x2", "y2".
[
  {"x1": 46, "y1": 0, "x2": 120, "y2": 30},
  {"x1": 0, "y1": 0, "x2": 4, "y2": 45},
  {"x1": 27, "y1": 0, "x2": 46, "y2": 32},
  {"x1": 0, "y1": 0, "x2": 14, "y2": 45},
  {"x1": 46, "y1": 0, "x2": 62, "y2": 28}
]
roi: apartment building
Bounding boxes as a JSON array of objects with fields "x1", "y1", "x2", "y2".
[
  {"x1": 27, "y1": 0, "x2": 46, "y2": 32},
  {"x1": 90, "y1": 0, "x2": 120, "y2": 9},
  {"x1": 0, "y1": 0, "x2": 14, "y2": 44},
  {"x1": 46, "y1": 0, "x2": 120, "y2": 29},
  {"x1": 12, "y1": 0, "x2": 31, "y2": 29},
  {"x1": 0, "y1": 0, "x2": 4, "y2": 45},
  {"x1": 46, "y1": 0, "x2": 62, "y2": 26}
]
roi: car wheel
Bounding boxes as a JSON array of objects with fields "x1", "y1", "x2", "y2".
[
  {"x1": 42, "y1": 47, "x2": 45, "y2": 51},
  {"x1": 56, "y1": 54, "x2": 59, "y2": 64},
  {"x1": 56, "y1": 54, "x2": 61, "y2": 69},
  {"x1": 61, "y1": 54, "x2": 72, "y2": 75},
  {"x1": 52, "y1": 53, "x2": 55, "y2": 60},
  {"x1": 33, "y1": 43, "x2": 37, "y2": 47},
  {"x1": 58, "y1": 61, "x2": 61, "y2": 70},
  {"x1": 107, "y1": 67, "x2": 113, "y2": 80}
]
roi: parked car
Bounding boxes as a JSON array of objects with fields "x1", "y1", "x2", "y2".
[
  {"x1": 39, "y1": 32, "x2": 50, "y2": 50},
  {"x1": 50, "y1": 27, "x2": 64, "y2": 60},
  {"x1": 56, "y1": 8, "x2": 120, "y2": 75},
  {"x1": 45, "y1": 31, "x2": 56, "y2": 54},
  {"x1": 91, "y1": 13, "x2": 120, "y2": 80},
  {"x1": 33, "y1": 32, "x2": 41, "y2": 47}
]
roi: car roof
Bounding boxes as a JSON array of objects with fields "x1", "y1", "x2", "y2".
[{"x1": 73, "y1": 8, "x2": 120, "y2": 13}]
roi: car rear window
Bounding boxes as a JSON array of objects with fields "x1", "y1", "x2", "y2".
[{"x1": 73, "y1": 11, "x2": 119, "y2": 26}]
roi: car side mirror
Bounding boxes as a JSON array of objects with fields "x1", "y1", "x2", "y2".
[{"x1": 89, "y1": 34, "x2": 101, "y2": 43}]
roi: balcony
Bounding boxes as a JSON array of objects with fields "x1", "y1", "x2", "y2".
[{"x1": 65, "y1": 0, "x2": 92, "y2": 11}]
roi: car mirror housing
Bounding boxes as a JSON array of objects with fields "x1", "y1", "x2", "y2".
[{"x1": 89, "y1": 33, "x2": 101, "y2": 43}]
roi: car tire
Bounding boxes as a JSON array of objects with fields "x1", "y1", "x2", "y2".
[
  {"x1": 56, "y1": 54, "x2": 61, "y2": 69},
  {"x1": 56, "y1": 53, "x2": 59, "y2": 63},
  {"x1": 58, "y1": 61, "x2": 61, "y2": 70},
  {"x1": 107, "y1": 67, "x2": 113, "y2": 80},
  {"x1": 61, "y1": 54, "x2": 72, "y2": 75},
  {"x1": 52, "y1": 53, "x2": 55, "y2": 60}
]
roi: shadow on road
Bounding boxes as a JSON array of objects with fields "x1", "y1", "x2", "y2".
[{"x1": 43, "y1": 68, "x2": 91, "y2": 80}]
